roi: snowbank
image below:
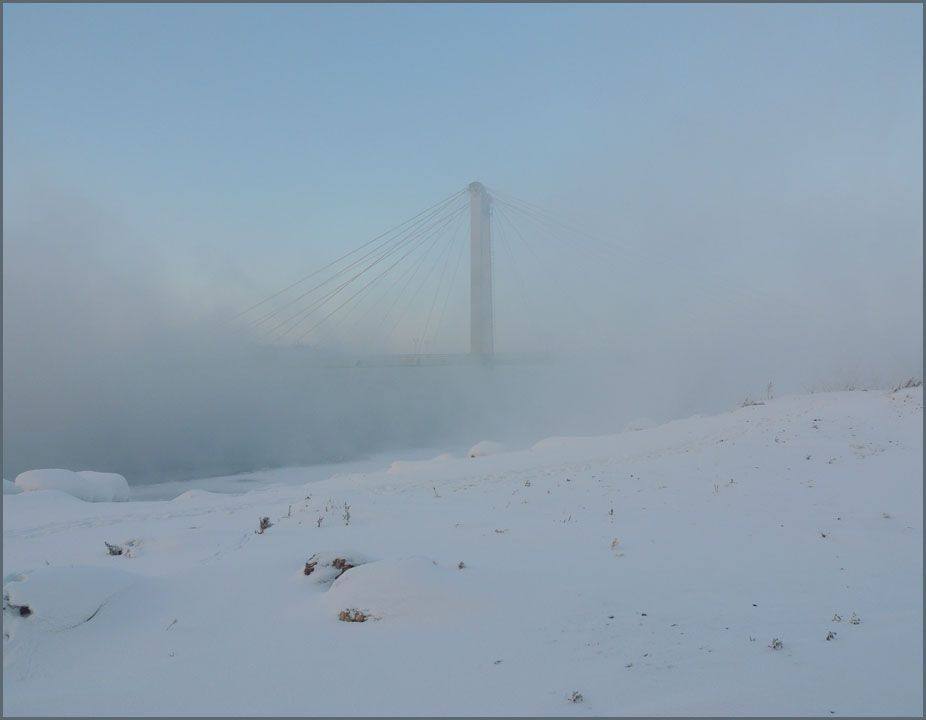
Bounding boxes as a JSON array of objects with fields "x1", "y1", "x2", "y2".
[
  {"x1": 1, "y1": 388, "x2": 922, "y2": 716},
  {"x1": 468, "y1": 440, "x2": 505, "y2": 458},
  {"x1": 14, "y1": 469, "x2": 130, "y2": 502}
]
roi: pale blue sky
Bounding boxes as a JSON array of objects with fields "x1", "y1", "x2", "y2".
[{"x1": 4, "y1": 3, "x2": 922, "y2": 355}]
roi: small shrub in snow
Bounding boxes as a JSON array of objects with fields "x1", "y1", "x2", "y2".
[
  {"x1": 338, "y1": 608, "x2": 368, "y2": 623},
  {"x1": 832, "y1": 612, "x2": 842, "y2": 622},
  {"x1": 457, "y1": 561, "x2": 465, "y2": 570},
  {"x1": 848, "y1": 612, "x2": 861, "y2": 625},
  {"x1": 104, "y1": 542, "x2": 124, "y2": 556},
  {"x1": 331, "y1": 558, "x2": 355, "y2": 577},
  {"x1": 257, "y1": 517, "x2": 272, "y2": 534},
  {"x1": 303, "y1": 553, "x2": 364, "y2": 583},
  {"x1": 891, "y1": 377, "x2": 922, "y2": 392},
  {"x1": 568, "y1": 691, "x2": 584, "y2": 703},
  {"x1": 740, "y1": 396, "x2": 765, "y2": 407},
  {"x1": 769, "y1": 638, "x2": 783, "y2": 650},
  {"x1": 825, "y1": 630, "x2": 837, "y2": 641},
  {"x1": 3, "y1": 592, "x2": 32, "y2": 618},
  {"x1": 316, "y1": 515, "x2": 324, "y2": 528},
  {"x1": 342, "y1": 503, "x2": 351, "y2": 526}
]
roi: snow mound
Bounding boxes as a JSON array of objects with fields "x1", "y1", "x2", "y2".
[
  {"x1": 387, "y1": 453, "x2": 454, "y2": 475},
  {"x1": 14, "y1": 469, "x2": 130, "y2": 502},
  {"x1": 171, "y1": 489, "x2": 220, "y2": 502},
  {"x1": 323, "y1": 556, "x2": 471, "y2": 623},
  {"x1": 468, "y1": 441, "x2": 505, "y2": 458},
  {"x1": 3, "y1": 566, "x2": 138, "y2": 634},
  {"x1": 3, "y1": 478, "x2": 21, "y2": 495},
  {"x1": 530, "y1": 435, "x2": 597, "y2": 452}
]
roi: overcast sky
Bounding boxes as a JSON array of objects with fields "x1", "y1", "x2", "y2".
[{"x1": 3, "y1": 4, "x2": 922, "y2": 481}]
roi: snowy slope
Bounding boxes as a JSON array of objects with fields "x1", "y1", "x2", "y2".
[{"x1": 3, "y1": 388, "x2": 922, "y2": 716}]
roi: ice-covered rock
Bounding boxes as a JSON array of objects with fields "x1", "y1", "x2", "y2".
[{"x1": 14, "y1": 469, "x2": 130, "y2": 502}]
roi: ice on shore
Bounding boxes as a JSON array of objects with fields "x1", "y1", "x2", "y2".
[{"x1": 13, "y1": 469, "x2": 130, "y2": 502}]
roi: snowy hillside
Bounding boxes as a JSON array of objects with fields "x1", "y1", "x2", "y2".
[{"x1": 3, "y1": 387, "x2": 922, "y2": 716}]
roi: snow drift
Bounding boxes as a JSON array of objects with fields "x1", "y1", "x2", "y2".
[{"x1": 3, "y1": 566, "x2": 138, "y2": 634}]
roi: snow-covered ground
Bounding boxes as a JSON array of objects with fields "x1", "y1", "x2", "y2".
[{"x1": 3, "y1": 387, "x2": 922, "y2": 716}]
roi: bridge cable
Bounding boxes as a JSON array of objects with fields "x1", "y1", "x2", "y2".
[
  {"x1": 294, "y1": 205, "x2": 469, "y2": 345},
  {"x1": 419, "y1": 209, "x2": 466, "y2": 353},
  {"x1": 487, "y1": 186, "x2": 808, "y2": 316},
  {"x1": 385, "y1": 209, "x2": 465, "y2": 351},
  {"x1": 231, "y1": 187, "x2": 466, "y2": 323},
  {"x1": 327, "y1": 206, "x2": 466, "y2": 344},
  {"x1": 365, "y1": 208, "x2": 465, "y2": 351},
  {"x1": 494, "y1": 197, "x2": 777, "y2": 331},
  {"x1": 376, "y1": 209, "x2": 464, "y2": 349},
  {"x1": 337, "y1": 219, "x2": 455, "y2": 345},
  {"x1": 259, "y1": 203, "x2": 463, "y2": 341},
  {"x1": 425, "y1": 214, "x2": 468, "y2": 353},
  {"x1": 263, "y1": 199, "x2": 468, "y2": 341},
  {"x1": 248, "y1": 191, "x2": 467, "y2": 330}
]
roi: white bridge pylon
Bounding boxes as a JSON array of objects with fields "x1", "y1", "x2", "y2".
[{"x1": 468, "y1": 181, "x2": 494, "y2": 357}]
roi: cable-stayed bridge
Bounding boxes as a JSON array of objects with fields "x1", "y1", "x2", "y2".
[
  {"x1": 233, "y1": 181, "x2": 803, "y2": 367},
  {"x1": 234, "y1": 181, "x2": 546, "y2": 366}
]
